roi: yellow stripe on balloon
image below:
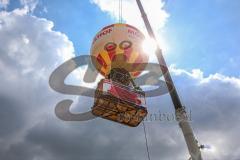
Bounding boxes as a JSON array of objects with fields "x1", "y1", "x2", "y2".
[
  {"x1": 100, "y1": 66, "x2": 108, "y2": 76},
  {"x1": 100, "y1": 51, "x2": 111, "y2": 65},
  {"x1": 115, "y1": 46, "x2": 122, "y2": 55},
  {"x1": 129, "y1": 51, "x2": 139, "y2": 63}
]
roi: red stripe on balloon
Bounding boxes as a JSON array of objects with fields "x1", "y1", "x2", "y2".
[{"x1": 97, "y1": 54, "x2": 107, "y2": 68}]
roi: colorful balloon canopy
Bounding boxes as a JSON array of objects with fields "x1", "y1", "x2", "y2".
[{"x1": 90, "y1": 23, "x2": 149, "y2": 78}]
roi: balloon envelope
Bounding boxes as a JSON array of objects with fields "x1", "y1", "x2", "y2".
[{"x1": 90, "y1": 23, "x2": 149, "y2": 78}]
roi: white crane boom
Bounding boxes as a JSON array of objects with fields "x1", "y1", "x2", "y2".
[{"x1": 136, "y1": 0, "x2": 202, "y2": 159}]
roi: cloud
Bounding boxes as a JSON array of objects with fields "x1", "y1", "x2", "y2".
[
  {"x1": 19, "y1": 0, "x2": 39, "y2": 12},
  {"x1": 0, "y1": 7, "x2": 75, "y2": 158},
  {"x1": 0, "y1": 0, "x2": 39, "y2": 12},
  {"x1": 90, "y1": 0, "x2": 169, "y2": 32},
  {"x1": 170, "y1": 64, "x2": 240, "y2": 87},
  {"x1": 0, "y1": 0, "x2": 9, "y2": 9},
  {"x1": 169, "y1": 65, "x2": 240, "y2": 159}
]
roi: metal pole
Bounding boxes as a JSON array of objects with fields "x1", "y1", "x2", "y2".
[{"x1": 136, "y1": 0, "x2": 202, "y2": 159}]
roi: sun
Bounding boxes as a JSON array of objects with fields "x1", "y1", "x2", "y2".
[
  {"x1": 142, "y1": 36, "x2": 168, "y2": 57},
  {"x1": 142, "y1": 37, "x2": 157, "y2": 55}
]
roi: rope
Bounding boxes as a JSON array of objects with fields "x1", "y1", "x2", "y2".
[
  {"x1": 120, "y1": 0, "x2": 123, "y2": 23},
  {"x1": 118, "y1": 0, "x2": 120, "y2": 23},
  {"x1": 118, "y1": 0, "x2": 123, "y2": 23},
  {"x1": 143, "y1": 121, "x2": 151, "y2": 160}
]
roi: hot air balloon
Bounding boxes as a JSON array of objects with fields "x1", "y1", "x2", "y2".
[{"x1": 91, "y1": 23, "x2": 149, "y2": 127}]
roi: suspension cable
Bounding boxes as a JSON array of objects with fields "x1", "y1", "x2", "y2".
[
  {"x1": 120, "y1": 0, "x2": 123, "y2": 23},
  {"x1": 118, "y1": 0, "x2": 123, "y2": 23},
  {"x1": 118, "y1": 0, "x2": 121, "y2": 23},
  {"x1": 143, "y1": 121, "x2": 151, "y2": 160}
]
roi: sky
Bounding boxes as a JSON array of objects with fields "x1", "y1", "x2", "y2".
[{"x1": 0, "y1": 0, "x2": 240, "y2": 160}]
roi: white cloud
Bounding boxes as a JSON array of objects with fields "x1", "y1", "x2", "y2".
[
  {"x1": 170, "y1": 64, "x2": 240, "y2": 88},
  {"x1": 0, "y1": 8, "x2": 74, "y2": 69},
  {"x1": 167, "y1": 65, "x2": 240, "y2": 159},
  {"x1": 0, "y1": 7, "x2": 75, "y2": 150},
  {"x1": 20, "y1": 0, "x2": 39, "y2": 12},
  {"x1": 0, "y1": 0, "x2": 39, "y2": 12},
  {"x1": 22, "y1": 34, "x2": 30, "y2": 44},
  {"x1": 170, "y1": 64, "x2": 204, "y2": 80},
  {"x1": 200, "y1": 73, "x2": 240, "y2": 87},
  {"x1": 91, "y1": 0, "x2": 168, "y2": 32},
  {"x1": 0, "y1": 0, "x2": 9, "y2": 9}
]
